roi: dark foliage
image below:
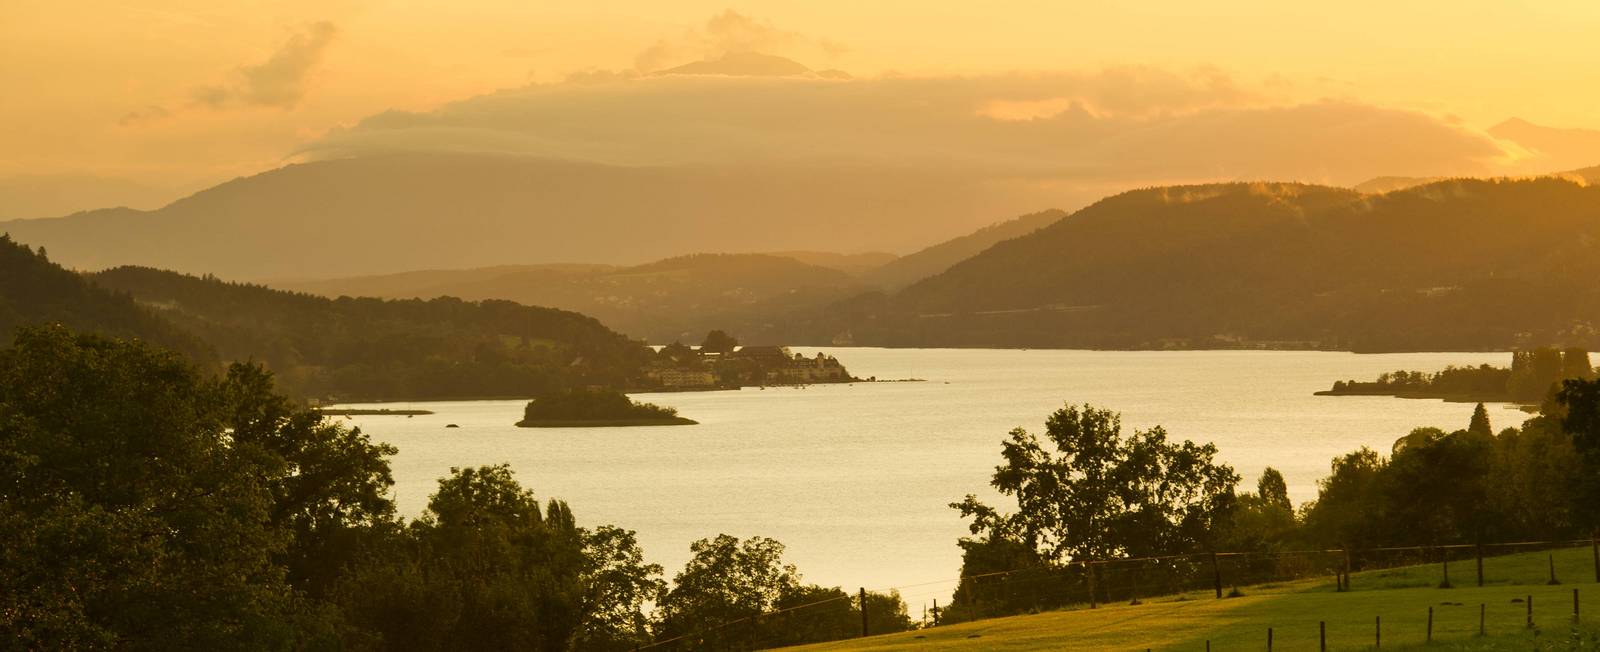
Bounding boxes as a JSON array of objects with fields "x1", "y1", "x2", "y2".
[
  {"x1": 87, "y1": 266, "x2": 655, "y2": 401},
  {"x1": 518, "y1": 388, "x2": 683, "y2": 424},
  {"x1": 0, "y1": 234, "x2": 213, "y2": 362}
]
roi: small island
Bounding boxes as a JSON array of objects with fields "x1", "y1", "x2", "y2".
[
  {"x1": 1317, "y1": 347, "x2": 1594, "y2": 404},
  {"x1": 516, "y1": 387, "x2": 697, "y2": 427}
]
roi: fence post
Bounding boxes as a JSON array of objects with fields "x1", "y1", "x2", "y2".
[
  {"x1": 1087, "y1": 562, "x2": 1097, "y2": 609},
  {"x1": 1129, "y1": 564, "x2": 1141, "y2": 606},
  {"x1": 1344, "y1": 548, "x2": 1353, "y2": 591},
  {"x1": 1550, "y1": 553, "x2": 1561, "y2": 585},
  {"x1": 1592, "y1": 531, "x2": 1599, "y2": 584},
  {"x1": 1267, "y1": 627, "x2": 1273, "y2": 651},
  {"x1": 1479, "y1": 603, "x2": 1485, "y2": 636},
  {"x1": 1212, "y1": 552, "x2": 1223, "y2": 599},
  {"x1": 1576, "y1": 588, "x2": 1581, "y2": 622},
  {"x1": 1319, "y1": 621, "x2": 1326, "y2": 652},
  {"x1": 1527, "y1": 594, "x2": 1533, "y2": 629},
  {"x1": 1440, "y1": 550, "x2": 1452, "y2": 589},
  {"x1": 859, "y1": 587, "x2": 868, "y2": 638},
  {"x1": 1427, "y1": 606, "x2": 1433, "y2": 642},
  {"x1": 1375, "y1": 615, "x2": 1381, "y2": 648},
  {"x1": 1476, "y1": 541, "x2": 1484, "y2": 587}
]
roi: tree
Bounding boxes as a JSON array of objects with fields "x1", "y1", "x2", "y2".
[
  {"x1": 1557, "y1": 378, "x2": 1600, "y2": 531},
  {"x1": 953, "y1": 404, "x2": 1239, "y2": 566},
  {"x1": 0, "y1": 325, "x2": 352, "y2": 649},
  {"x1": 1468, "y1": 403, "x2": 1493, "y2": 438},
  {"x1": 700, "y1": 330, "x2": 739, "y2": 355},
  {"x1": 1257, "y1": 467, "x2": 1292, "y2": 513},
  {"x1": 1301, "y1": 448, "x2": 1387, "y2": 549},
  {"x1": 654, "y1": 534, "x2": 798, "y2": 650}
]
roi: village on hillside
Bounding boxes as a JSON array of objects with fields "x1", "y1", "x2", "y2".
[{"x1": 641, "y1": 330, "x2": 857, "y2": 390}]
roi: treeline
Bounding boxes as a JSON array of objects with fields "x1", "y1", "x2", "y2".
[
  {"x1": 0, "y1": 235, "x2": 212, "y2": 362},
  {"x1": 87, "y1": 266, "x2": 657, "y2": 401},
  {"x1": 1324, "y1": 347, "x2": 1594, "y2": 402},
  {"x1": 947, "y1": 387, "x2": 1600, "y2": 622},
  {"x1": 0, "y1": 326, "x2": 907, "y2": 650}
]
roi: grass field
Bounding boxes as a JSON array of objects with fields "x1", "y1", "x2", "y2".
[{"x1": 782, "y1": 545, "x2": 1600, "y2": 651}]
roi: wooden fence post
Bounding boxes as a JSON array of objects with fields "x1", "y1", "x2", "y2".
[
  {"x1": 1479, "y1": 603, "x2": 1485, "y2": 637},
  {"x1": 1592, "y1": 531, "x2": 1599, "y2": 583},
  {"x1": 1527, "y1": 594, "x2": 1534, "y2": 629},
  {"x1": 1087, "y1": 562, "x2": 1097, "y2": 609},
  {"x1": 1476, "y1": 542, "x2": 1484, "y2": 587},
  {"x1": 1319, "y1": 621, "x2": 1326, "y2": 652},
  {"x1": 1427, "y1": 606, "x2": 1433, "y2": 642},
  {"x1": 859, "y1": 587, "x2": 868, "y2": 638},
  {"x1": 1129, "y1": 563, "x2": 1141, "y2": 606},
  {"x1": 1212, "y1": 552, "x2": 1223, "y2": 599},
  {"x1": 1267, "y1": 627, "x2": 1273, "y2": 651},
  {"x1": 1440, "y1": 551, "x2": 1452, "y2": 589},
  {"x1": 1375, "y1": 615, "x2": 1381, "y2": 648},
  {"x1": 1576, "y1": 588, "x2": 1581, "y2": 622}
]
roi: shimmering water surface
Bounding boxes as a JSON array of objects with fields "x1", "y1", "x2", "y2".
[{"x1": 334, "y1": 348, "x2": 1525, "y2": 609}]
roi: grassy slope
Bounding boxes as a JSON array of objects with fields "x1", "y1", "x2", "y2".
[{"x1": 785, "y1": 546, "x2": 1600, "y2": 651}]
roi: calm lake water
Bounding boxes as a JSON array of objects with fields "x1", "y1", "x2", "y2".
[{"x1": 334, "y1": 347, "x2": 1526, "y2": 611}]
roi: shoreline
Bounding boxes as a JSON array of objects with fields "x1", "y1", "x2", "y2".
[{"x1": 515, "y1": 417, "x2": 698, "y2": 428}]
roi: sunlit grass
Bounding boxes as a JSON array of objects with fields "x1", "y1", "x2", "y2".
[{"x1": 780, "y1": 545, "x2": 1600, "y2": 651}]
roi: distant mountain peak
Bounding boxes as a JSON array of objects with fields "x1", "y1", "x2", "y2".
[{"x1": 655, "y1": 52, "x2": 848, "y2": 79}]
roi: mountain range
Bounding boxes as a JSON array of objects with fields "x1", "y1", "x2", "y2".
[
  {"x1": 829, "y1": 177, "x2": 1600, "y2": 350},
  {"x1": 0, "y1": 152, "x2": 1062, "y2": 280}
]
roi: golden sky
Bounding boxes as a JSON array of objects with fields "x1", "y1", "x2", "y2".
[{"x1": 5, "y1": 1, "x2": 1600, "y2": 214}]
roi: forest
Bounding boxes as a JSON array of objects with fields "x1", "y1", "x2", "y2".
[
  {"x1": 942, "y1": 388, "x2": 1600, "y2": 623},
  {"x1": 84, "y1": 265, "x2": 656, "y2": 402},
  {"x1": 0, "y1": 325, "x2": 907, "y2": 650}
]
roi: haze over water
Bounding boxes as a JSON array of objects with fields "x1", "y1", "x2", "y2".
[{"x1": 337, "y1": 347, "x2": 1525, "y2": 610}]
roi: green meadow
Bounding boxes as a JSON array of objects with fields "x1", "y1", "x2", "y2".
[{"x1": 784, "y1": 545, "x2": 1600, "y2": 651}]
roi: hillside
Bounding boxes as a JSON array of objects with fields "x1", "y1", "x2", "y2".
[
  {"x1": 0, "y1": 152, "x2": 1046, "y2": 280},
  {"x1": 863, "y1": 209, "x2": 1066, "y2": 290},
  {"x1": 838, "y1": 179, "x2": 1600, "y2": 351},
  {"x1": 88, "y1": 266, "x2": 654, "y2": 401},
  {"x1": 785, "y1": 545, "x2": 1599, "y2": 651},
  {"x1": 0, "y1": 234, "x2": 213, "y2": 361},
  {"x1": 279, "y1": 253, "x2": 869, "y2": 343}
]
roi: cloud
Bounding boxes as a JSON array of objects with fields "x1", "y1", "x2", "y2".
[
  {"x1": 632, "y1": 10, "x2": 826, "y2": 73},
  {"x1": 121, "y1": 21, "x2": 337, "y2": 126},
  {"x1": 300, "y1": 65, "x2": 1513, "y2": 189}
]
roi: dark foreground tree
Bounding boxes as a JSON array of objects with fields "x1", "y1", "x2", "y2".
[
  {"x1": 332, "y1": 465, "x2": 662, "y2": 651},
  {"x1": 652, "y1": 534, "x2": 910, "y2": 650},
  {"x1": 0, "y1": 326, "x2": 664, "y2": 651},
  {"x1": 0, "y1": 325, "x2": 384, "y2": 648},
  {"x1": 947, "y1": 404, "x2": 1238, "y2": 619}
]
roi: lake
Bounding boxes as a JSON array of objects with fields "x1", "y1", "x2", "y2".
[{"x1": 332, "y1": 347, "x2": 1526, "y2": 612}]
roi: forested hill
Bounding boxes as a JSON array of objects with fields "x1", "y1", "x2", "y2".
[
  {"x1": 282, "y1": 253, "x2": 868, "y2": 344},
  {"x1": 846, "y1": 178, "x2": 1600, "y2": 350},
  {"x1": 88, "y1": 266, "x2": 654, "y2": 401},
  {"x1": 0, "y1": 235, "x2": 213, "y2": 361}
]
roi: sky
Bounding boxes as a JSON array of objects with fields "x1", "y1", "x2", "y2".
[{"x1": 5, "y1": 1, "x2": 1600, "y2": 216}]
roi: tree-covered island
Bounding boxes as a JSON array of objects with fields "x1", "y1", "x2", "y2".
[
  {"x1": 1318, "y1": 347, "x2": 1594, "y2": 404},
  {"x1": 516, "y1": 387, "x2": 697, "y2": 427}
]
